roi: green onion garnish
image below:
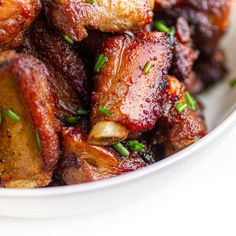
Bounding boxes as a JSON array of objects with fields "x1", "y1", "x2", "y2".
[
  {"x1": 94, "y1": 54, "x2": 107, "y2": 73},
  {"x1": 35, "y1": 129, "x2": 42, "y2": 152},
  {"x1": 77, "y1": 108, "x2": 90, "y2": 116},
  {"x1": 125, "y1": 140, "x2": 145, "y2": 152},
  {"x1": 5, "y1": 109, "x2": 20, "y2": 121},
  {"x1": 87, "y1": 0, "x2": 95, "y2": 3},
  {"x1": 184, "y1": 91, "x2": 198, "y2": 111},
  {"x1": 230, "y1": 79, "x2": 236, "y2": 88},
  {"x1": 63, "y1": 116, "x2": 80, "y2": 124},
  {"x1": 112, "y1": 143, "x2": 130, "y2": 157},
  {"x1": 169, "y1": 27, "x2": 176, "y2": 35},
  {"x1": 99, "y1": 105, "x2": 112, "y2": 116},
  {"x1": 0, "y1": 108, "x2": 2, "y2": 124},
  {"x1": 0, "y1": 171, "x2": 2, "y2": 178},
  {"x1": 143, "y1": 61, "x2": 153, "y2": 74},
  {"x1": 154, "y1": 20, "x2": 175, "y2": 35},
  {"x1": 175, "y1": 102, "x2": 187, "y2": 113},
  {"x1": 63, "y1": 34, "x2": 74, "y2": 45}
]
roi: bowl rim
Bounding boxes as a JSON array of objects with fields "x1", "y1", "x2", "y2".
[{"x1": 0, "y1": 107, "x2": 236, "y2": 197}]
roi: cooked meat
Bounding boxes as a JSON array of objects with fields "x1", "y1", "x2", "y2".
[
  {"x1": 0, "y1": 0, "x2": 220, "y2": 188},
  {"x1": 23, "y1": 20, "x2": 89, "y2": 118},
  {"x1": 0, "y1": 51, "x2": 60, "y2": 188},
  {"x1": 159, "y1": 76, "x2": 207, "y2": 154},
  {"x1": 88, "y1": 32, "x2": 173, "y2": 145},
  {"x1": 155, "y1": 0, "x2": 231, "y2": 54},
  {"x1": 58, "y1": 127, "x2": 147, "y2": 185},
  {"x1": 171, "y1": 17, "x2": 199, "y2": 81},
  {"x1": 59, "y1": 127, "x2": 120, "y2": 185},
  {"x1": 44, "y1": 0, "x2": 155, "y2": 42},
  {"x1": 0, "y1": 0, "x2": 42, "y2": 50},
  {"x1": 29, "y1": 21, "x2": 90, "y2": 106}
]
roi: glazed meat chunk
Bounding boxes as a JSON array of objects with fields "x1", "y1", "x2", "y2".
[
  {"x1": 155, "y1": 0, "x2": 231, "y2": 54},
  {"x1": 88, "y1": 32, "x2": 173, "y2": 145},
  {"x1": 59, "y1": 127, "x2": 120, "y2": 185},
  {"x1": 0, "y1": 0, "x2": 42, "y2": 50},
  {"x1": 171, "y1": 17, "x2": 199, "y2": 82},
  {"x1": 58, "y1": 127, "x2": 147, "y2": 185},
  {"x1": 44, "y1": 0, "x2": 154, "y2": 41},
  {"x1": 154, "y1": 76, "x2": 207, "y2": 155},
  {"x1": 0, "y1": 51, "x2": 60, "y2": 188},
  {"x1": 24, "y1": 21, "x2": 89, "y2": 117}
]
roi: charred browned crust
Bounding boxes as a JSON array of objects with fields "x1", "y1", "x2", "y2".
[
  {"x1": 28, "y1": 21, "x2": 90, "y2": 107},
  {"x1": 155, "y1": 0, "x2": 231, "y2": 54},
  {"x1": 23, "y1": 20, "x2": 90, "y2": 117}
]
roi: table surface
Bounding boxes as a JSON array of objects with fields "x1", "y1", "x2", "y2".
[{"x1": 1, "y1": 125, "x2": 236, "y2": 236}]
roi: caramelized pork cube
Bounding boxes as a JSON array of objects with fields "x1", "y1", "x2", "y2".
[
  {"x1": 0, "y1": 51, "x2": 60, "y2": 188},
  {"x1": 59, "y1": 127, "x2": 148, "y2": 185},
  {"x1": 171, "y1": 17, "x2": 199, "y2": 82},
  {"x1": 155, "y1": 0, "x2": 231, "y2": 54},
  {"x1": 28, "y1": 21, "x2": 90, "y2": 107},
  {"x1": 44, "y1": 0, "x2": 154, "y2": 42},
  {"x1": 60, "y1": 127, "x2": 120, "y2": 185},
  {"x1": 89, "y1": 32, "x2": 173, "y2": 145},
  {"x1": 161, "y1": 76, "x2": 207, "y2": 154},
  {"x1": 0, "y1": 0, "x2": 41, "y2": 50}
]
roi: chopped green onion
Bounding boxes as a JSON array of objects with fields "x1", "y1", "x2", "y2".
[
  {"x1": 125, "y1": 140, "x2": 145, "y2": 152},
  {"x1": 175, "y1": 102, "x2": 187, "y2": 113},
  {"x1": 185, "y1": 91, "x2": 198, "y2": 111},
  {"x1": 112, "y1": 143, "x2": 130, "y2": 157},
  {"x1": 63, "y1": 34, "x2": 74, "y2": 45},
  {"x1": 35, "y1": 129, "x2": 42, "y2": 152},
  {"x1": 143, "y1": 61, "x2": 153, "y2": 74},
  {"x1": 5, "y1": 109, "x2": 20, "y2": 121},
  {"x1": 87, "y1": 0, "x2": 95, "y2": 3},
  {"x1": 99, "y1": 106, "x2": 112, "y2": 116},
  {"x1": 63, "y1": 116, "x2": 80, "y2": 124},
  {"x1": 94, "y1": 54, "x2": 107, "y2": 73},
  {"x1": 0, "y1": 172, "x2": 2, "y2": 178},
  {"x1": 154, "y1": 20, "x2": 175, "y2": 35},
  {"x1": 0, "y1": 108, "x2": 2, "y2": 124},
  {"x1": 77, "y1": 108, "x2": 90, "y2": 116},
  {"x1": 230, "y1": 79, "x2": 236, "y2": 88}
]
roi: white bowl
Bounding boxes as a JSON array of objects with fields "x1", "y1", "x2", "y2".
[{"x1": 0, "y1": 5, "x2": 236, "y2": 218}]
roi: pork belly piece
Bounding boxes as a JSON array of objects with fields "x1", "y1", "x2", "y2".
[
  {"x1": 155, "y1": 0, "x2": 231, "y2": 54},
  {"x1": 159, "y1": 76, "x2": 207, "y2": 155},
  {"x1": 58, "y1": 127, "x2": 147, "y2": 185},
  {"x1": 59, "y1": 127, "x2": 119, "y2": 185},
  {"x1": 0, "y1": 51, "x2": 60, "y2": 188},
  {"x1": 88, "y1": 32, "x2": 173, "y2": 145},
  {"x1": 0, "y1": 0, "x2": 42, "y2": 50},
  {"x1": 29, "y1": 21, "x2": 90, "y2": 107},
  {"x1": 44, "y1": 0, "x2": 154, "y2": 42},
  {"x1": 24, "y1": 21, "x2": 89, "y2": 118},
  {"x1": 171, "y1": 17, "x2": 199, "y2": 82}
]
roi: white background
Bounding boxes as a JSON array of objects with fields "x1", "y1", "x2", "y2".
[{"x1": 0, "y1": 125, "x2": 236, "y2": 235}]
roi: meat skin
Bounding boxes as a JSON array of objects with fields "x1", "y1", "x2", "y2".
[
  {"x1": 44, "y1": 0, "x2": 154, "y2": 41},
  {"x1": 90, "y1": 32, "x2": 173, "y2": 137},
  {"x1": 0, "y1": 51, "x2": 60, "y2": 188}
]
